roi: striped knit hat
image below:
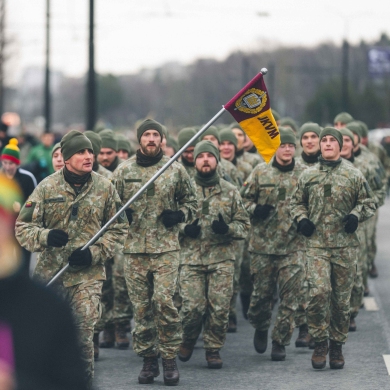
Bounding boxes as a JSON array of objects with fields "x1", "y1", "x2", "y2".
[{"x1": 1, "y1": 138, "x2": 20, "y2": 165}]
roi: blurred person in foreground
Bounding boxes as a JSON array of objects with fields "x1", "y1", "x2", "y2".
[
  {"x1": 0, "y1": 138, "x2": 37, "y2": 276},
  {"x1": 0, "y1": 173, "x2": 88, "y2": 390}
]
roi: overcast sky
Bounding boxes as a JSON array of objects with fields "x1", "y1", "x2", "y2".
[{"x1": 5, "y1": 0, "x2": 390, "y2": 84}]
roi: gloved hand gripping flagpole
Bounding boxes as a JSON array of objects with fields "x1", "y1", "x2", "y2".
[{"x1": 46, "y1": 68, "x2": 269, "y2": 287}]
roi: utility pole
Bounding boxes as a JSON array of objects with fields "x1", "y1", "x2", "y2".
[
  {"x1": 86, "y1": 0, "x2": 96, "y2": 130},
  {"x1": 0, "y1": 0, "x2": 5, "y2": 114},
  {"x1": 44, "y1": 0, "x2": 51, "y2": 133},
  {"x1": 341, "y1": 39, "x2": 349, "y2": 112}
]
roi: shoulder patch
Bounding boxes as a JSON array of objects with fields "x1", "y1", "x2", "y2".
[{"x1": 19, "y1": 201, "x2": 37, "y2": 222}]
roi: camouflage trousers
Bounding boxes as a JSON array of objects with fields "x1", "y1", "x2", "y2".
[
  {"x1": 229, "y1": 240, "x2": 244, "y2": 320},
  {"x1": 248, "y1": 251, "x2": 304, "y2": 346},
  {"x1": 179, "y1": 260, "x2": 234, "y2": 351},
  {"x1": 95, "y1": 258, "x2": 114, "y2": 332},
  {"x1": 350, "y1": 226, "x2": 366, "y2": 319},
  {"x1": 306, "y1": 247, "x2": 358, "y2": 344},
  {"x1": 124, "y1": 252, "x2": 182, "y2": 359},
  {"x1": 112, "y1": 253, "x2": 133, "y2": 327},
  {"x1": 294, "y1": 252, "x2": 308, "y2": 328},
  {"x1": 366, "y1": 210, "x2": 378, "y2": 269},
  {"x1": 57, "y1": 280, "x2": 102, "y2": 389},
  {"x1": 239, "y1": 240, "x2": 253, "y2": 296}
]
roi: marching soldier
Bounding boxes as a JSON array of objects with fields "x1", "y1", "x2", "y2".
[
  {"x1": 15, "y1": 130, "x2": 128, "y2": 388},
  {"x1": 178, "y1": 140, "x2": 250, "y2": 368},
  {"x1": 291, "y1": 127, "x2": 376, "y2": 370},
  {"x1": 112, "y1": 119, "x2": 197, "y2": 386}
]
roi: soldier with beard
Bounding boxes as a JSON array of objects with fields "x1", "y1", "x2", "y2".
[
  {"x1": 178, "y1": 140, "x2": 250, "y2": 368},
  {"x1": 112, "y1": 119, "x2": 197, "y2": 386},
  {"x1": 98, "y1": 130, "x2": 123, "y2": 173},
  {"x1": 178, "y1": 127, "x2": 198, "y2": 177}
]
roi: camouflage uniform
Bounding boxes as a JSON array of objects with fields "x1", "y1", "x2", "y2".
[
  {"x1": 97, "y1": 164, "x2": 113, "y2": 179},
  {"x1": 290, "y1": 159, "x2": 376, "y2": 343},
  {"x1": 179, "y1": 177, "x2": 250, "y2": 350},
  {"x1": 112, "y1": 154, "x2": 197, "y2": 359},
  {"x1": 237, "y1": 150, "x2": 263, "y2": 169},
  {"x1": 15, "y1": 170, "x2": 127, "y2": 386},
  {"x1": 219, "y1": 158, "x2": 241, "y2": 187},
  {"x1": 241, "y1": 159, "x2": 307, "y2": 345}
]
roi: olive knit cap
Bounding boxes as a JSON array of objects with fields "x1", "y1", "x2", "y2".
[
  {"x1": 272, "y1": 109, "x2": 281, "y2": 122},
  {"x1": 319, "y1": 127, "x2": 343, "y2": 150},
  {"x1": 99, "y1": 129, "x2": 118, "y2": 151},
  {"x1": 166, "y1": 136, "x2": 179, "y2": 153},
  {"x1": 61, "y1": 130, "x2": 93, "y2": 161},
  {"x1": 51, "y1": 142, "x2": 61, "y2": 157},
  {"x1": 201, "y1": 125, "x2": 221, "y2": 144},
  {"x1": 353, "y1": 120, "x2": 368, "y2": 138},
  {"x1": 340, "y1": 128, "x2": 355, "y2": 146},
  {"x1": 116, "y1": 133, "x2": 132, "y2": 154},
  {"x1": 280, "y1": 128, "x2": 296, "y2": 146},
  {"x1": 299, "y1": 122, "x2": 321, "y2": 144},
  {"x1": 178, "y1": 127, "x2": 198, "y2": 149},
  {"x1": 194, "y1": 140, "x2": 220, "y2": 162},
  {"x1": 137, "y1": 119, "x2": 163, "y2": 142},
  {"x1": 84, "y1": 130, "x2": 102, "y2": 155},
  {"x1": 345, "y1": 122, "x2": 362, "y2": 143},
  {"x1": 334, "y1": 112, "x2": 353, "y2": 125},
  {"x1": 279, "y1": 117, "x2": 298, "y2": 133},
  {"x1": 219, "y1": 128, "x2": 238, "y2": 148}
]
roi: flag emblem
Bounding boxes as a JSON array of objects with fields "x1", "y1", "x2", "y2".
[{"x1": 235, "y1": 89, "x2": 267, "y2": 114}]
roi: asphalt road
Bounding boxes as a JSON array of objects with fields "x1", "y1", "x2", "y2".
[{"x1": 94, "y1": 200, "x2": 390, "y2": 390}]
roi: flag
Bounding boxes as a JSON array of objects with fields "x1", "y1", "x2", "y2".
[{"x1": 224, "y1": 72, "x2": 280, "y2": 163}]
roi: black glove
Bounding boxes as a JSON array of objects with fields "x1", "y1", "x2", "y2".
[
  {"x1": 184, "y1": 218, "x2": 201, "y2": 238},
  {"x1": 68, "y1": 247, "x2": 92, "y2": 267},
  {"x1": 47, "y1": 229, "x2": 69, "y2": 247},
  {"x1": 297, "y1": 218, "x2": 316, "y2": 237},
  {"x1": 211, "y1": 213, "x2": 229, "y2": 235},
  {"x1": 161, "y1": 210, "x2": 185, "y2": 228},
  {"x1": 125, "y1": 208, "x2": 134, "y2": 225},
  {"x1": 253, "y1": 204, "x2": 274, "y2": 220},
  {"x1": 342, "y1": 214, "x2": 358, "y2": 234}
]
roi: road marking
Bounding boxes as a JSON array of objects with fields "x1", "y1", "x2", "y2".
[
  {"x1": 383, "y1": 355, "x2": 390, "y2": 375},
  {"x1": 363, "y1": 297, "x2": 379, "y2": 311}
]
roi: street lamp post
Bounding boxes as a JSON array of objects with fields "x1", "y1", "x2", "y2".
[
  {"x1": 44, "y1": 0, "x2": 51, "y2": 133},
  {"x1": 86, "y1": 0, "x2": 96, "y2": 130}
]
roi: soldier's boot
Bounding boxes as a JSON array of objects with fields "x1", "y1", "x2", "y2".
[
  {"x1": 329, "y1": 340, "x2": 345, "y2": 369},
  {"x1": 295, "y1": 324, "x2": 311, "y2": 347},
  {"x1": 271, "y1": 341, "x2": 286, "y2": 361},
  {"x1": 99, "y1": 325, "x2": 115, "y2": 348},
  {"x1": 162, "y1": 358, "x2": 179, "y2": 386},
  {"x1": 240, "y1": 293, "x2": 251, "y2": 320},
  {"x1": 93, "y1": 332, "x2": 99, "y2": 361},
  {"x1": 115, "y1": 323, "x2": 130, "y2": 349},
  {"x1": 178, "y1": 342, "x2": 195, "y2": 362},
  {"x1": 349, "y1": 318, "x2": 357, "y2": 332},
  {"x1": 227, "y1": 315, "x2": 237, "y2": 333},
  {"x1": 253, "y1": 329, "x2": 268, "y2": 354},
  {"x1": 364, "y1": 286, "x2": 369, "y2": 297},
  {"x1": 311, "y1": 340, "x2": 328, "y2": 369},
  {"x1": 205, "y1": 350, "x2": 223, "y2": 369},
  {"x1": 138, "y1": 356, "x2": 160, "y2": 384},
  {"x1": 308, "y1": 337, "x2": 315, "y2": 349},
  {"x1": 369, "y1": 264, "x2": 378, "y2": 278},
  {"x1": 125, "y1": 321, "x2": 131, "y2": 333}
]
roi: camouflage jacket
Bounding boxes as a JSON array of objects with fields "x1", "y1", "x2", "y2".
[
  {"x1": 180, "y1": 162, "x2": 196, "y2": 177},
  {"x1": 180, "y1": 177, "x2": 250, "y2": 265},
  {"x1": 237, "y1": 150, "x2": 263, "y2": 169},
  {"x1": 367, "y1": 142, "x2": 390, "y2": 177},
  {"x1": 233, "y1": 158, "x2": 253, "y2": 185},
  {"x1": 240, "y1": 158, "x2": 308, "y2": 255},
  {"x1": 112, "y1": 155, "x2": 198, "y2": 254},
  {"x1": 97, "y1": 164, "x2": 113, "y2": 179},
  {"x1": 15, "y1": 170, "x2": 128, "y2": 287},
  {"x1": 219, "y1": 158, "x2": 241, "y2": 187},
  {"x1": 290, "y1": 159, "x2": 376, "y2": 249}
]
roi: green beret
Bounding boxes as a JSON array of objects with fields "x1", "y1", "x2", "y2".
[
  {"x1": 116, "y1": 133, "x2": 132, "y2": 154},
  {"x1": 299, "y1": 122, "x2": 321, "y2": 143},
  {"x1": 280, "y1": 128, "x2": 296, "y2": 145},
  {"x1": 340, "y1": 128, "x2": 355, "y2": 145},
  {"x1": 279, "y1": 117, "x2": 298, "y2": 133},
  {"x1": 194, "y1": 140, "x2": 220, "y2": 162},
  {"x1": 319, "y1": 127, "x2": 343, "y2": 150},
  {"x1": 201, "y1": 126, "x2": 221, "y2": 144},
  {"x1": 84, "y1": 130, "x2": 102, "y2": 155},
  {"x1": 353, "y1": 120, "x2": 368, "y2": 138},
  {"x1": 100, "y1": 129, "x2": 118, "y2": 151},
  {"x1": 61, "y1": 130, "x2": 93, "y2": 161},
  {"x1": 51, "y1": 142, "x2": 61, "y2": 157},
  {"x1": 219, "y1": 128, "x2": 238, "y2": 148},
  {"x1": 272, "y1": 109, "x2": 281, "y2": 122},
  {"x1": 178, "y1": 127, "x2": 198, "y2": 149},
  {"x1": 334, "y1": 112, "x2": 353, "y2": 125},
  {"x1": 137, "y1": 119, "x2": 163, "y2": 142},
  {"x1": 345, "y1": 122, "x2": 362, "y2": 143}
]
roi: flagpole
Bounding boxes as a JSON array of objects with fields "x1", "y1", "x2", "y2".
[{"x1": 46, "y1": 108, "x2": 227, "y2": 286}]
